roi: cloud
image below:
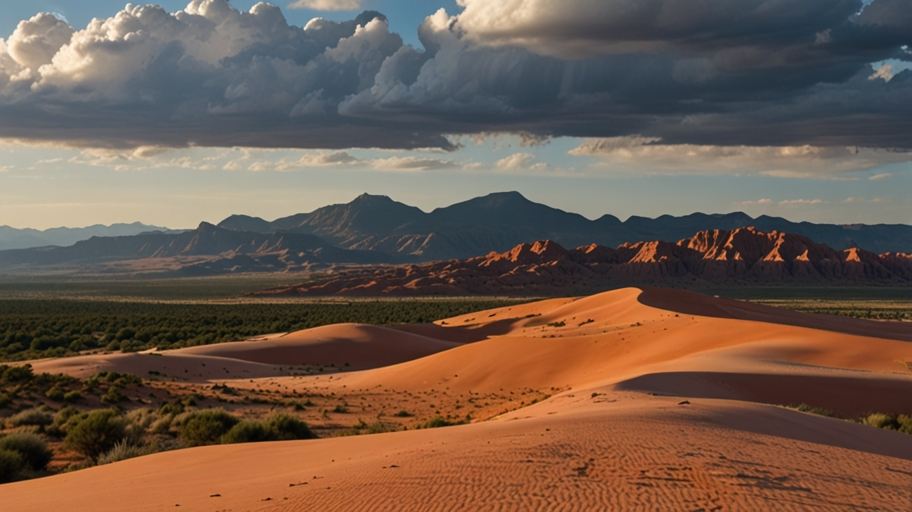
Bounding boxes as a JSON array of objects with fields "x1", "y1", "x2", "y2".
[
  {"x1": 779, "y1": 199, "x2": 824, "y2": 205},
  {"x1": 570, "y1": 137, "x2": 912, "y2": 177},
  {"x1": 845, "y1": 197, "x2": 886, "y2": 203},
  {"x1": 869, "y1": 172, "x2": 893, "y2": 180},
  {"x1": 369, "y1": 156, "x2": 457, "y2": 171},
  {"x1": 869, "y1": 64, "x2": 894, "y2": 81},
  {"x1": 0, "y1": 0, "x2": 909, "y2": 158},
  {"x1": 289, "y1": 0, "x2": 365, "y2": 11},
  {"x1": 246, "y1": 151, "x2": 360, "y2": 171},
  {"x1": 496, "y1": 152, "x2": 537, "y2": 170}
]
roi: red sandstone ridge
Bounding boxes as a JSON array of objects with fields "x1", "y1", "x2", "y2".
[{"x1": 252, "y1": 228, "x2": 912, "y2": 296}]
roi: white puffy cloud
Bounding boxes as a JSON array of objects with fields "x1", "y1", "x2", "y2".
[
  {"x1": 6, "y1": 13, "x2": 74, "y2": 72},
  {"x1": 289, "y1": 0, "x2": 365, "y2": 11},
  {"x1": 369, "y1": 156, "x2": 457, "y2": 171},
  {"x1": 570, "y1": 137, "x2": 912, "y2": 177},
  {"x1": 495, "y1": 152, "x2": 536, "y2": 170}
]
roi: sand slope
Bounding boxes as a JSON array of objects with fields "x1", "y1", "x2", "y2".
[
  {"x1": 180, "y1": 323, "x2": 460, "y2": 369},
  {"x1": 6, "y1": 287, "x2": 912, "y2": 510}
]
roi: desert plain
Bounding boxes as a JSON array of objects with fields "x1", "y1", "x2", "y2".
[{"x1": 1, "y1": 286, "x2": 911, "y2": 510}]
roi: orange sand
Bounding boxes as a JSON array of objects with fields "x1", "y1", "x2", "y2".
[{"x1": 5, "y1": 287, "x2": 912, "y2": 510}]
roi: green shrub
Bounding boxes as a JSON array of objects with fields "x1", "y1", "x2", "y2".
[
  {"x1": 221, "y1": 421, "x2": 275, "y2": 444},
  {"x1": 417, "y1": 417, "x2": 466, "y2": 429},
  {"x1": 219, "y1": 413, "x2": 316, "y2": 444},
  {"x1": 266, "y1": 413, "x2": 315, "y2": 440},
  {"x1": 2, "y1": 365, "x2": 34, "y2": 383},
  {"x1": 0, "y1": 432, "x2": 52, "y2": 471},
  {"x1": 158, "y1": 402, "x2": 184, "y2": 416},
  {"x1": 0, "y1": 449, "x2": 24, "y2": 483},
  {"x1": 63, "y1": 390, "x2": 82, "y2": 403},
  {"x1": 9, "y1": 407, "x2": 53, "y2": 427},
  {"x1": 864, "y1": 413, "x2": 895, "y2": 429},
  {"x1": 178, "y1": 409, "x2": 239, "y2": 447},
  {"x1": 0, "y1": 394, "x2": 11, "y2": 409},
  {"x1": 793, "y1": 404, "x2": 834, "y2": 417},
  {"x1": 898, "y1": 415, "x2": 912, "y2": 434},
  {"x1": 54, "y1": 406, "x2": 80, "y2": 427},
  {"x1": 96, "y1": 440, "x2": 150, "y2": 465},
  {"x1": 101, "y1": 385, "x2": 127, "y2": 405},
  {"x1": 149, "y1": 415, "x2": 174, "y2": 435},
  {"x1": 64, "y1": 409, "x2": 128, "y2": 460},
  {"x1": 45, "y1": 386, "x2": 66, "y2": 401}
]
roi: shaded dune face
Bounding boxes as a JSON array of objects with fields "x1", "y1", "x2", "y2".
[{"x1": 7, "y1": 287, "x2": 912, "y2": 510}]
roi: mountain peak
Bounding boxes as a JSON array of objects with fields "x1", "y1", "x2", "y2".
[{"x1": 352, "y1": 193, "x2": 394, "y2": 204}]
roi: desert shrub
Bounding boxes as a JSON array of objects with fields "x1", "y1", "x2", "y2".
[
  {"x1": 864, "y1": 413, "x2": 893, "y2": 429},
  {"x1": 9, "y1": 407, "x2": 53, "y2": 428},
  {"x1": 220, "y1": 413, "x2": 316, "y2": 444},
  {"x1": 96, "y1": 440, "x2": 148, "y2": 465},
  {"x1": 332, "y1": 405, "x2": 348, "y2": 414},
  {"x1": 101, "y1": 385, "x2": 127, "y2": 405},
  {"x1": 221, "y1": 421, "x2": 275, "y2": 444},
  {"x1": 149, "y1": 414, "x2": 174, "y2": 435},
  {"x1": 0, "y1": 449, "x2": 24, "y2": 483},
  {"x1": 898, "y1": 415, "x2": 912, "y2": 434},
  {"x1": 63, "y1": 390, "x2": 82, "y2": 403},
  {"x1": 65, "y1": 409, "x2": 128, "y2": 460},
  {"x1": 158, "y1": 402, "x2": 184, "y2": 416},
  {"x1": 2, "y1": 364, "x2": 33, "y2": 383},
  {"x1": 0, "y1": 394, "x2": 11, "y2": 409},
  {"x1": 393, "y1": 410, "x2": 412, "y2": 417},
  {"x1": 45, "y1": 386, "x2": 66, "y2": 401},
  {"x1": 862, "y1": 413, "x2": 912, "y2": 434},
  {"x1": 0, "y1": 432, "x2": 52, "y2": 471},
  {"x1": 178, "y1": 409, "x2": 239, "y2": 447},
  {"x1": 54, "y1": 406, "x2": 80, "y2": 427},
  {"x1": 417, "y1": 417, "x2": 466, "y2": 429},
  {"x1": 793, "y1": 404, "x2": 834, "y2": 417},
  {"x1": 266, "y1": 413, "x2": 315, "y2": 441}
]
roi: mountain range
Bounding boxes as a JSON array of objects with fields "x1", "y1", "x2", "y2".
[
  {"x1": 1, "y1": 191, "x2": 910, "y2": 276},
  {"x1": 250, "y1": 228, "x2": 912, "y2": 297},
  {"x1": 219, "y1": 192, "x2": 912, "y2": 259},
  {"x1": 0, "y1": 222, "x2": 393, "y2": 276},
  {"x1": 0, "y1": 222, "x2": 182, "y2": 251}
]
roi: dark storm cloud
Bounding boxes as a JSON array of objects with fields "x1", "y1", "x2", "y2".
[{"x1": 0, "y1": 0, "x2": 909, "y2": 150}]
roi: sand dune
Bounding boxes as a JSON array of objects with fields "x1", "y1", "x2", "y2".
[
  {"x1": 5, "y1": 395, "x2": 912, "y2": 511},
  {"x1": 28, "y1": 323, "x2": 466, "y2": 381},
  {"x1": 28, "y1": 352, "x2": 289, "y2": 381},
  {"x1": 180, "y1": 323, "x2": 460, "y2": 369},
  {"x1": 6, "y1": 287, "x2": 912, "y2": 509}
]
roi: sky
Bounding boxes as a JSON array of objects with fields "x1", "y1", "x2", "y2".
[{"x1": 0, "y1": 0, "x2": 910, "y2": 230}]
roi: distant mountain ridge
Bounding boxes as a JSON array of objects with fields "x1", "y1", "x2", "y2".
[
  {"x1": 0, "y1": 222, "x2": 395, "y2": 275},
  {"x1": 251, "y1": 228, "x2": 912, "y2": 297},
  {"x1": 0, "y1": 222, "x2": 182, "y2": 251},
  {"x1": 2, "y1": 192, "x2": 910, "y2": 277},
  {"x1": 218, "y1": 192, "x2": 912, "y2": 259}
]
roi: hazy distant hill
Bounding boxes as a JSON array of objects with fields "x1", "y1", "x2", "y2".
[
  {"x1": 0, "y1": 222, "x2": 182, "y2": 251},
  {"x1": 218, "y1": 192, "x2": 912, "y2": 259},
  {"x1": 0, "y1": 222, "x2": 396, "y2": 274}
]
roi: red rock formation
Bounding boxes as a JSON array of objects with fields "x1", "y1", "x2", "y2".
[{"x1": 252, "y1": 228, "x2": 912, "y2": 297}]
